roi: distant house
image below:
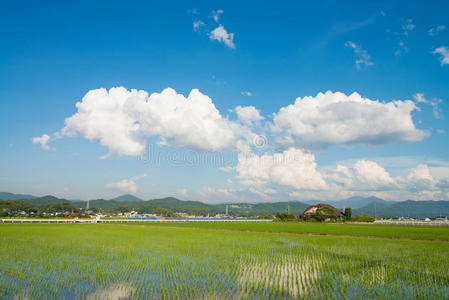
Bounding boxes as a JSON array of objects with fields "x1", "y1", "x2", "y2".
[{"x1": 302, "y1": 204, "x2": 344, "y2": 221}]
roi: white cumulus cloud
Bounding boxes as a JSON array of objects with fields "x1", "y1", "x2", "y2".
[
  {"x1": 327, "y1": 160, "x2": 395, "y2": 191},
  {"x1": 271, "y1": 91, "x2": 427, "y2": 149},
  {"x1": 236, "y1": 147, "x2": 328, "y2": 190},
  {"x1": 235, "y1": 106, "x2": 263, "y2": 125},
  {"x1": 209, "y1": 24, "x2": 235, "y2": 48},
  {"x1": 49, "y1": 87, "x2": 245, "y2": 158},
  {"x1": 400, "y1": 164, "x2": 438, "y2": 192},
  {"x1": 32, "y1": 134, "x2": 51, "y2": 150},
  {"x1": 106, "y1": 174, "x2": 146, "y2": 194},
  {"x1": 354, "y1": 160, "x2": 395, "y2": 188}
]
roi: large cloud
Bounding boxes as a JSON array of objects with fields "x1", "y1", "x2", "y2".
[
  {"x1": 399, "y1": 164, "x2": 438, "y2": 191},
  {"x1": 55, "y1": 87, "x2": 244, "y2": 157},
  {"x1": 236, "y1": 147, "x2": 328, "y2": 190},
  {"x1": 271, "y1": 91, "x2": 427, "y2": 149},
  {"x1": 327, "y1": 160, "x2": 395, "y2": 191},
  {"x1": 354, "y1": 160, "x2": 395, "y2": 189},
  {"x1": 326, "y1": 160, "x2": 447, "y2": 199},
  {"x1": 235, "y1": 106, "x2": 263, "y2": 125}
]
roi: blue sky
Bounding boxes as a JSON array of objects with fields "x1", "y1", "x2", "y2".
[{"x1": 1, "y1": 0, "x2": 448, "y2": 202}]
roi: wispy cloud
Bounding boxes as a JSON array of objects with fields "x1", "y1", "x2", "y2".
[
  {"x1": 345, "y1": 41, "x2": 373, "y2": 69},
  {"x1": 394, "y1": 41, "x2": 408, "y2": 56},
  {"x1": 210, "y1": 9, "x2": 223, "y2": 23},
  {"x1": 187, "y1": 8, "x2": 199, "y2": 15},
  {"x1": 428, "y1": 25, "x2": 445, "y2": 36},
  {"x1": 388, "y1": 18, "x2": 415, "y2": 56},
  {"x1": 193, "y1": 20, "x2": 205, "y2": 32},
  {"x1": 190, "y1": 9, "x2": 236, "y2": 49},
  {"x1": 413, "y1": 93, "x2": 443, "y2": 119},
  {"x1": 433, "y1": 46, "x2": 449, "y2": 65},
  {"x1": 401, "y1": 19, "x2": 415, "y2": 36}
]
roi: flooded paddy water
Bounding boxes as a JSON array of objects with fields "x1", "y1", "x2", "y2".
[{"x1": 0, "y1": 224, "x2": 448, "y2": 299}]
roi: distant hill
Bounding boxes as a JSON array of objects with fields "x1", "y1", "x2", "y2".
[
  {"x1": 5, "y1": 191, "x2": 449, "y2": 218},
  {"x1": 0, "y1": 192, "x2": 37, "y2": 200},
  {"x1": 353, "y1": 200, "x2": 449, "y2": 219},
  {"x1": 146, "y1": 197, "x2": 213, "y2": 210},
  {"x1": 20, "y1": 195, "x2": 74, "y2": 207},
  {"x1": 216, "y1": 201, "x2": 309, "y2": 216},
  {"x1": 72, "y1": 197, "x2": 308, "y2": 216},
  {"x1": 81, "y1": 199, "x2": 120, "y2": 209},
  {"x1": 305, "y1": 196, "x2": 392, "y2": 209},
  {"x1": 111, "y1": 194, "x2": 143, "y2": 202}
]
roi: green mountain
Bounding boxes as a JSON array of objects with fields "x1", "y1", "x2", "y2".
[
  {"x1": 21, "y1": 195, "x2": 75, "y2": 207},
  {"x1": 216, "y1": 201, "x2": 309, "y2": 216},
  {"x1": 0, "y1": 192, "x2": 37, "y2": 200},
  {"x1": 146, "y1": 197, "x2": 213, "y2": 210},
  {"x1": 111, "y1": 194, "x2": 143, "y2": 202},
  {"x1": 305, "y1": 196, "x2": 392, "y2": 209},
  {"x1": 353, "y1": 200, "x2": 449, "y2": 219},
  {"x1": 5, "y1": 192, "x2": 449, "y2": 218}
]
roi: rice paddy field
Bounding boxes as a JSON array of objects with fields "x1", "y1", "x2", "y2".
[{"x1": 0, "y1": 223, "x2": 448, "y2": 299}]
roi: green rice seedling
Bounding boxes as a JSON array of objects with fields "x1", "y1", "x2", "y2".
[{"x1": 0, "y1": 224, "x2": 448, "y2": 299}]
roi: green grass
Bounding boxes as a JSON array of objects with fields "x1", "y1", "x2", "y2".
[
  {"x1": 126, "y1": 221, "x2": 449, "y2": 240},
  {"x1": 0, "y1": 224, "x2": 448, "y2": 299}
]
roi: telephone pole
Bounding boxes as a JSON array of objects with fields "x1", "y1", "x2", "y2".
[{"x1": 374, "y1": 202, "x2": 376, "y2": 220}]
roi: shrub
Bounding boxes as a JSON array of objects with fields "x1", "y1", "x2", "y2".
[
  {"x1": 275, "y1": 212, "x2": 297, "y2": 221},
  {"x1": 351, "y1": 216, "x2": 375, "y2": 222},
  {"x1": 258, "y1": 213, "x2": 274, "y2": 219}
]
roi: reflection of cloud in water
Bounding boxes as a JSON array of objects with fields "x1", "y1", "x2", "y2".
[
  {"x1": 238, "y1": 255, "x2": 320, "y2": 298},
  {"x1": 87, "y1": 284, "x2": 135, "y2": 300}
]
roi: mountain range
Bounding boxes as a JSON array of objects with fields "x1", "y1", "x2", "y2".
[
  {"x1": 304, "y1": 196, "x2": 392, "y2": 209},
  {"x1": 1, "y1": 192, "x2": 448, "y2": 218},
  {"x1": 0, "y1": 192, "x2": 37, "y2": 200}
]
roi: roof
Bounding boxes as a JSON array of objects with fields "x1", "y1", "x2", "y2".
[{"x1": 303, "y1": 204, "x2": 344, "y2": 217}]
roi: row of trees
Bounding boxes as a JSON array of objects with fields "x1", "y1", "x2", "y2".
[
  {"x1": 272, "y1": 207, "x2": 373, "y2": 222},
  {"x1": 0, "y1": 200, "x2": 83, "y2": 217}
]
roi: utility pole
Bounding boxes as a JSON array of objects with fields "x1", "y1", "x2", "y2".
[
  {"x1": 225, "y1": 205, "x2": 228, "y2": 216},
  {"x1": 374, "y1": 202, "x2": 376, "y2": 220},
  {"x1": 287, "y1": 203, "x2": 290, "y2": 214}
]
